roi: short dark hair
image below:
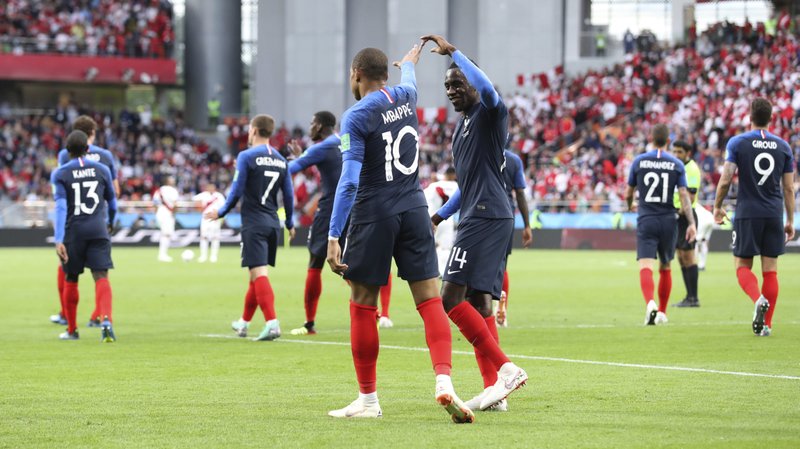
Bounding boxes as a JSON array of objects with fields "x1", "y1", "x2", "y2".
[
  {"x1": 66, "y1": 130, "x2": 89, "y2": 157},
  {"x1": 750, "y1": 97, "x2": 772, "y2": 127},
  {"x1": 651, "y1": 124, "x2": 669, "y2": 147},
  {"x1": 250, "y1": 114, "x2": 275, "y2": 138},
  {"x1": 352, "y1": 48, "x2": 388, "y2": 81},
  {"x1": 672, "y1": 140, "x2": 692, "y2": 154},
  {"x1": 72, "y1": 115, "x2": 97, "y2": 137},
  {"x1": 314, "y1": 111, "x2": 336, "y2": 129},
  {"x1": 444, "y1": 166, "x2": 456, "y2": 176}
]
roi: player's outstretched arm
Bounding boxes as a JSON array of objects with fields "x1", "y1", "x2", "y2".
[
  {"x1": 282, "y1": 172, "x2": 295, "y2": 231},
  {"x1": 393, "y1": 43, "x2": 424, "y2": 90},
  {"x1": 435, "y1": 188, "x2": 461, "y2": 223},
  {"x1": 421, "y1": 34, "x2": 500, "y2": 109},
  {"x1": 288, "y1": 140, "x2": 327, "y2": 175},
  {"x1": 713, "y1": 161, "x2": 736, "y2": 224},
  {"x1": 782, "y1": 171, "x2": 795, "y2": 240}
]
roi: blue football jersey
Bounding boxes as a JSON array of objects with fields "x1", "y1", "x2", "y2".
[
  {"x1": 218, "y1": 144, "x2": 294, "y2": 230},
  {"x1": 51, "y1": 157, "x2": 116, "y2": 241},
  {"x1": 503, "y1": 149, "x2": 526, "y2": 211},
  {"x1": 58, "y1": 144, "x2": 117, "y2": 181},
  {"x1": 288, "y1": 133, "x2": 342, "y2": 221},
  {"x1": 339, "y1": 84, "x2": 426, "y2": 225},
  {"x1": 627, "y1": 149, "x2": 687, "y2": 218},
  {"x1": 725, "y1": 129, "x2": 794, "y2": 219}
]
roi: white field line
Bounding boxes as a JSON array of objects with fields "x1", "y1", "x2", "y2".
[{"x1": 198, "y1": 334, "x2": 800, "y2": 381}]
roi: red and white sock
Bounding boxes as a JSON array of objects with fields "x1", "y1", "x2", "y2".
[
  {"x1": 242, "y1": 281, "x2": 257, "y2": 322},
  {"x1": 474, "y1": 315, "x2": 500, "y2": 388},
  {"x1": 95, "y1": 278, "x2": 113, "y2": 322},
  {"x1": 415, "y1": 297, "x2": 452, "y2": 376},
  {"x1": 304, "y1": 268, "x2": 322, "y2": 323},
  {"x1": 448, "y1": 301, "x2": 509, "y2": 370},
  {"x1": 57, "y1": 265, "x2": 66, "y2": 318},
  {"x1": 254, "y1": 276, "x2": 276, "y2": 321},
  {"x1": 63, "y1": 281, "x2": 80, "y2": 333},
  {"x1": 351, "y1": 301, "x2": 379, "y2": 394},
  {"x1": 762, "y1": 271, "x2": 778, "y2": 327},
  {"x1": 639, "y1": 268, "x2": 655, "y2": 303},
  {"x1": 379, "y1": 274, "x2": 392, "y2": 318},
  {"x1": 736, "y1": 267, "x2": 761, "y2": 302},
  {"x1": 657, "y1": 269, "x2": 671, "y2": 313}
]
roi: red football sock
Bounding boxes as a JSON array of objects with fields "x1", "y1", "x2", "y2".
[
  {"x1": 736, "y1": 267, "x2": 761, "y2": 302},
  {"x1": 639, "y1": 268, "x2": 654, "y2": 303},
  {"x1": 474, "y1": 315, "x2": 500, "y2": 388},
  {"x1": 502, "y1": 270, "x2": 509, "y2": 299},
  {"x1": 762, "y1": 271, "x2": 778, "y2": 327},
  {"x1": 304, "y1": 268, "x2": 323, "y2": 323},
  {"x1": 242, "y1": 281, "x2": 257, "y2": 321},
  {"x1": 351, "y1": 301, "x2": 379, "y2": 394},
  {"x1": 63, "y1": 281, "x2": 79, "y2": 333},
  {"x1": 95, "y1": 278, "x2": 113, "y2": 322},
  {"x1": 448, "y1": 301, "x2": 509, "y2": 370},
  {"x1": 57, "y1": 265, "x2": 66, "y2": 317},
  {"x1": 416, "y1": 297, "x2": 452, "y2": 376},
  {"x1": 379, "y1": 274, "x2": 392, "y2": 317},
  {"x1": 254, "y1": 276, "x2": 276, "y2": 321},
  {"x1": 657, "y1": 269, "x2": 672, "y2": 313}
]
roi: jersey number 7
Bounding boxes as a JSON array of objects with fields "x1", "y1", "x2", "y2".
[
  {"x1": 261, "y1": 171, "x2": 280, "y2": 205},
  {"x1": 381, "y1": 125, "x2": 420, "y2": 182}
]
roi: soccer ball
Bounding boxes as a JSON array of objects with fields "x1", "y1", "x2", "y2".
[{"x1": 181, "y1": 249, "x2": 195, "y2": 262}]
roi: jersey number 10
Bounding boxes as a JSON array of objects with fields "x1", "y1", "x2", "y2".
[{"x1": 381, "y1": 125, "x2": 420, "y2": 182}]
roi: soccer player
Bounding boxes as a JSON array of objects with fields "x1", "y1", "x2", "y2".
[
  {"x1": 51, "y1": 115, "x2": 118, "y2": 328},
  {"x1": 205, "y1": 114, "x2": 295, "y2": 341},
  {"x1": 193, "y1": 183, "x2": 226, "y2": 263},
  {"x1": 424, "y1": 167, "x2": 459, "y2": 276},
  {"x1": 695, "y1": 204, "x2": 715, "y2": 270},
  {"x1": 713, "y1": 98, "x2": 795, "y2": 337},
  {"x1": 625, "y1": 124, "x2": 696, "y2": 326},
  {"x1": 154, "y1": 176, "x2": 179, "y2": 262},
  {"x1": 424, "y1": 34, "x2": 528, "y2": 412},
  {"x1": 671, "y1": 140, "x2": 702, "y2": 308},
  {"x1": 285, "y1": 111, "x2": 342, "y2": 336},
  {"x1": 325, "y1": 44, "x2": 473, "y2": 423},
  {"x1": 51, "y1": 130, "x2": 117, "y2": 342}
]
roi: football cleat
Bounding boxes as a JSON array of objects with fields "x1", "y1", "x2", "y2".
[
  {"x1": 50, "y1": 314, "x2": 67, "y2": 325},
  {"x1": 87, "y1": 318, "x2": 102, "y2": 328},
  {"x1": 752, "y1": 296, "x2": 769, "y2": 335},
  {"x1": 496, "y1": 291, "x2": 508, "y2": 327},
  {"x1": 255, "y1": 319, "x2": 281, "y2": 341},
  {"x1": 654, "y1": 311, "x2": 668, "y2": 325},
  {"x1": 435, "y1": 377, "x2": 474, "y2": 424},
  {"x1": 644, "y1": 300, "x2": 658, "y2": 326},
  {"x1": 464, "y1": 388, "x2": 489, "y2": 411},
  {"x1": 758, "y1": 325, "x2": 772, "y2": 337},
  {"x1": 100, "y1": 318, "x2": 116, "y2": 343},
  {"x1": 673, "y1": 296, "x2": 700, "y2": 308},
  {"x1": 290, "y1": 323, "x2": 317, "y2": 336},
  {"x1": 59, "y1": 330, "x2": 79, "y2": 340},
  {"x1": 479, "y1": 362, "x2": 527, "y2": 410},
  {"x1": 378, "y1": 316, "x2": 394, "y2": 328},
  {"x1": 487, "y1": 399, "x2": 508, "y2": 412},
  {"x1": 231, "y1": 319, "x2": 249, "y2": 338},
  {"x1": 328, "y1": 398, "x2": 382, "y2": 418}
]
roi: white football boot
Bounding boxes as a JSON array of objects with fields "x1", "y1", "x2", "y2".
[
  {"x1": 644, "y1": 300, "x2": 658, "y2": 326},
  {"x1": 479, "y1": 362, "x2": 527, "y2": 410},
  {"x1": 654, "y1": 311, "x2": 668, "y2": 325},
  {"x1": 328, "y1": 397, "x2": 382, "y2": 418},
  {"x1": 434, "y1": 375, "x2": 474, "y2": 423},
  {"x1": 378, "y1": 316, "x2": 394, "y2": 328}
]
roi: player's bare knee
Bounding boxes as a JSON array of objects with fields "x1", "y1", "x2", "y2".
[
  {"x1": 467, "y1": 293, "x2": 493, "y2": 318},
  {"x1": 350, "y1": 282, "x2": 379, "y2": 307},
  {"x1": 91, "y1": 270, "x2": 108, "y2": 281},
  {"x1": 440, "y1": 281, "x2": 467, "y2": 312},
  {"x1": 408, "y1": 278, "x2": 439, "y2": 305}
]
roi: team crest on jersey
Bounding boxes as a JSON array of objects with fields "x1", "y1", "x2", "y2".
[{"x1": 340, "y1": 133, "x2": 350, "y2": 152}]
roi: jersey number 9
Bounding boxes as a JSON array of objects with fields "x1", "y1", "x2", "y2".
[
  {"x1": 754, "y1": 152, "x2": 775, "y2": 186},
  {"x1": 381, "y1": 125, "x2": 420, "y2": 182}
]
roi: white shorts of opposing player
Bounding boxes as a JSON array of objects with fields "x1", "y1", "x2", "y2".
[
  {"x1": 435, "y1": 221, "x2": 456, "y2": 277},
  {"x1": 199, "y1": 219, "x2": 222, "y2": 263},
  {"x1": 695, "y1": 205, "x2": 714, "y2": 270},
  {"x1": 156, "y1": 207, "x2": 175, "y2": 262}
]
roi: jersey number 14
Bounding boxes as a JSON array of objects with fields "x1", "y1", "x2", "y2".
[{"x1": 381, "y1": 125, "x2": 419, "y2": 182}]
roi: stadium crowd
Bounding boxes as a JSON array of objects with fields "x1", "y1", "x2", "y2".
[
  {"x1": 0, "y1": 0, "x2": 175, "y2": 58},
  {"x1": 2, "y1": 19, "x2": 800, "y2": 223}
]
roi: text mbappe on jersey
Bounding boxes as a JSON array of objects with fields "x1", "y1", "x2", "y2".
[
  {"x1": 381, "y1": 102, "x2": 414, "y2": 124},
  {"x1": 255, "y1": 157, "x2": 286, "y2": 168},
  {"x1": 72, "y1": 168, "x2": 97, "y2": 178}
]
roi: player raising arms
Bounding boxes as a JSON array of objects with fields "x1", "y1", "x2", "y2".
[
  {"x1": 205, "y1": 114, "x2": 295, "y2": 341},
  {"x1": 713, "y1": 98, "x2": 795, "y2": 337},
  {"x1": 424, "y1": 34, "x2": 528, "y2": 412},
  {"x1": 51, "y1": 130, "x2": 117, "y2": 342},
  {"x1": 326, "y1": 44, "x2": 473, "y2": 423},
  {"x1": 625, "y1": 124, "x2": 695, "y2": 326},
  {"x1": 51, "y1": 115, "x2": 118, "y2": 328},
  {"x1": 285, "y1": 111, "x2": 342, "y2": 336}
]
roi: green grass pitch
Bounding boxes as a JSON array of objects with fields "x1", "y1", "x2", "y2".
[{"x1": 0, "y1": 247, "x2": 798, "y2": 448}]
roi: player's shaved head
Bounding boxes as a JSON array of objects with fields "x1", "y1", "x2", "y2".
[
  {"x1": 72, "y1": 115, "x2": 97, "y2": 138},
  {"x1": 352, "y1": 48, "x2": 388, "y2": 81},
  {"x1": 750, "y1": 97, "x2": 772, "y2": 127},
  {"x1": 250, "y1": 114, "x2": 275, "y2": 138},
  {"x1": 66, "y1": 130, "x2": 89, "y2": 158},
  {"x1": 314, "y1": 111, "x2": 336, "y2": 129},
  {"x1": 651, "y1": 124, "x2": 669, "y2": 148}
]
